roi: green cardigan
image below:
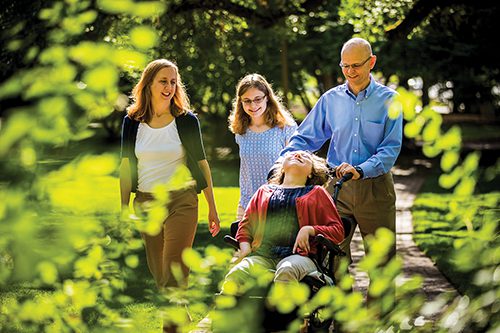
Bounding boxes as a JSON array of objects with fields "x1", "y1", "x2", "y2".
[{"x1": 120, "y1": 112, "x2": 208, "y2": 193}]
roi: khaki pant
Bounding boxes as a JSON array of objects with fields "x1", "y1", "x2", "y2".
[
  {"x1": 326, "y1": 172, "x2": 396, "y2": 279},
  {"x1": 221, "y1": 254, "x2": 317, "y2": 295},
  {"x1": 134, "y1": 188, "x2": 198, "y2": 289}
]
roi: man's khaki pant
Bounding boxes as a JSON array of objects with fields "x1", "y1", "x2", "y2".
[{"x1": 326, "y1": 172, "x2": 396, "y2": 281}]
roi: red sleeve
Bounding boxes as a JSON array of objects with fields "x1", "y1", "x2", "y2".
[{"x1": 310, "y1": 187, "x2": 345, "y2": 244}]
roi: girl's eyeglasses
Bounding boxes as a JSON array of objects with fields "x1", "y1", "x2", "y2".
[{"x1": 242, "y1": 95, "x2": 266, "y2": 106}]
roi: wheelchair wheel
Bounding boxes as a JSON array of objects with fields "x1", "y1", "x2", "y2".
[{"x1": 307, "y1": 306, "x2": 333, "y2": 333}]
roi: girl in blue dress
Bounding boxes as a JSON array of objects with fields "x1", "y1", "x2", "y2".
[{"x1": 228, "y1": 74, "x2": 297, "y2": 219}]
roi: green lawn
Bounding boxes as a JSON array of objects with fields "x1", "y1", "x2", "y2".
[
  {"x1": 1, "y1": 156, "x2": 241, "y2": 332},
  {"x1": 195, "y1": 187, "x2": 240, "y2": 250}
]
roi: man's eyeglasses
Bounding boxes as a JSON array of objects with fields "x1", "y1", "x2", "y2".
[
  {"x1": 339, "y1": 56, "x2": 372, "y2": 70},
  {"x1": 242, "y1": 95, "x2": 266, "y2": 106}
]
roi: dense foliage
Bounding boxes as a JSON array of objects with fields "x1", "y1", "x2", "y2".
[
  {"x1": 0, "y1": 1, "x2": 498, "y2": 332},
  {"x1": 2, "y1": 1, "x2": 498, "y2": 143}
]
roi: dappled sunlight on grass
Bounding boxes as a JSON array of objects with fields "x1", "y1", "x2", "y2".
[
  {"x1": 413, "y1": 189, "x2": 499, "y2": 296},
  {"x1": 198, "y1": 187, "x2": 240, "y2": 228}
]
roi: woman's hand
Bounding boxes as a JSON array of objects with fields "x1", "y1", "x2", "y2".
[
  {"x1": 293, "y1": 226, "x2": 315, "y2": 254},
  {"x1": 198, "y1": 159, "x2": 221, "y2": 237},
  {"x1": 208, "y1": 208, "x2": 220, "y2": 237}
]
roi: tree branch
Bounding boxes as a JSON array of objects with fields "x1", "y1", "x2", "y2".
[
  {"x1": 386, "y1": 0, "x2": 498, "y2": 41},
  {"x1": 166, "y1": 0, "x2": 330, "y2": 28}
]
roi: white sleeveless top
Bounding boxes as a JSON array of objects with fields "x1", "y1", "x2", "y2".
[{"x1": 135, "y1": 121, "x2": 185, "y2": 192}]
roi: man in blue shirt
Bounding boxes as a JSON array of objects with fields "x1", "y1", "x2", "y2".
[{"x1": 280, "y1": 37, "x2": 403, "y2": 280}]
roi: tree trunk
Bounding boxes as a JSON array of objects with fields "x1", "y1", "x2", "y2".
[
  {"x1": 280, "y1": 38, "x2": 289, "y2": 106},
  {"x1": 422, "y1": 79, "x2": 429, "y2": 107},
  {"x1": 321, "y1": 73, "x2": 334, "y2": 91}
]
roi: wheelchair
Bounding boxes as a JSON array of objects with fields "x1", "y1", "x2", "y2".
[{"x1": 222, "y1": 174, "x2": 356, "y2": 333}]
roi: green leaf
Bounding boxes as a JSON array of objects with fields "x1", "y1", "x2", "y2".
[
  {"x1": 437, "y1": 125, "x2": 462, "y2": 150},
  {"x1": 439, "y1": 172, "x2": 459, "y2": 189},
  {"x1": 113, "y1": 49, "x2": 148, "y2": 70},
  {"x1": 20, "y1": 144, "x2": 37, "y2": 167},
  {"x1": 388, "y1": 99, "x2": 402, "y2": 120},
  {"x1": 395, "y1": 88, "x2": 419, "y2": 121},
  {"x1": 125, "y1": 255, "x2": 139, "y2": 268},
  {"x1": 422, "y1": 144, "x2": 441, "y2": 158},
  {"x1": 220, "y1": 280, "x2": 238, "y2": 296},
  {"x1": 0, "y1": 75, "x2": 23, "y2": 100},
  {"x1": 182, "y1": 248, "x2": 203, "y2": 269},
  {"x1": 37, "y1": 261, "x2": 58, "y2": 285},
  {"x1": 69, "y1": 42, "x2": 113, "y2": 66},
  {"x1": 454, "y1": 177, "x2": 476, "y2": 196},
  {"x1": 215, "y1": 294, "x2": 237, "y2": 308},
  {"x1": 422, "y1": 122, "x2": 440, "y2": 142},
  {"x1": 97, "y1": 0, "x2": 134, "y2": 14},
  {"x1": 39, "y1": 45, "x2": 68, "y2": 64},
  {"x1": 83, "y1": 65, "x2": 118, "y2": 92},
  {"x1": 130, "y1": 26, "x2": 158, "y2": 50},
  {"x1": 440, "y1": 150, "x2": 460, "y2": 172},
  {"x1": 0, "y1": 110, "x2": 35, "y2": 156},
  {"x1": 133, "y1": 2, "x2": 166, "y2": 18},
  {"x1": 404, "y1": 118, "x2": 423, "y2": 138},
  {"x1": 462, "y1": 152, "x2": 480, "y2": 173}
]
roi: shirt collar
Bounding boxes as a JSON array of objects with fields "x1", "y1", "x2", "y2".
[{"x1": 343, "y1": 74, "x2": 376, "y2": 99}]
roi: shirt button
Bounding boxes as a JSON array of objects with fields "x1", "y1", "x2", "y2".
[
  {"x1": 354, "y1": 149, "x2": 357, "y2": 153},
  {"x1": 354, "y1": 133, "x2": 357, "y2": 136},
  {"x1": 356, "y1": 102, "x2": 360, "y2": 105},
  {"x1": 355, "y1": 118, "x2": 358, "y2": 121}
]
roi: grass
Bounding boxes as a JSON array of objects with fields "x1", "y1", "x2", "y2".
[
  {"x1": 0, "y1": 177, "x2": 241, "y2": 332},
  {"x1": 195, "y1": 187, "x2": 240, "y2": 250},
  {"x1": 0, "y1": 127, "x2": 243, "y2": 331}
]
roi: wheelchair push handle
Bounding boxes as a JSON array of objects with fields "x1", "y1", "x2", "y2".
[
  {"x1": 223, "y1": 235, "x2": 240, "y2": 250},
  {"x1": 335, "y1": 172, "x2": 353, "y2": 187},
  {"x1": 315, "y1": 234, "x2": 346, "y2": 256},
  {"x1": 332, "y1": 172, "x2": 353, "y2": 203}
]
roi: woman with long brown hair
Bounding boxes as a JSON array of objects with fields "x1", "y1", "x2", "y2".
[{"x1": 120, "y1": 59, "x2": 220, "y2": 295}]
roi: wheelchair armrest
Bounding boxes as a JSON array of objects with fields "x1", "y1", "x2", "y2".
[
  {"x1": 223, "y1": 235, "x2": 240, "y2": 250},
  {"x1": 230, "y1": 220, "x2": 240, "y2": 237},
  {"x1": 315, "y1": 234, "x2": 346, "y2": 256}
]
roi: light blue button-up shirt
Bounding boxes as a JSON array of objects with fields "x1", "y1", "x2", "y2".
[{"x1": 281, "y1": 77, "x2": 403, "y2": 178}]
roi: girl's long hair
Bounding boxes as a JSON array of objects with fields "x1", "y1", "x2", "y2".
[
  {"x1": 127, "y1": 59, "x2": 190, "y2": 123},
  {"x1": 268, "y1": 152, "x2": 331, "y2": 187},
  {"x1": 228, "y1": 73, "x2": 295, "y2": 134}
]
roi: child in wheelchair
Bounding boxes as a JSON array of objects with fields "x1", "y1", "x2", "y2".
[
  {"x1": 203, "y1": 151, "x2": 344, "y2": 333},
  {"x1": 221, "y1": 151, "x2": 344, "y2": 295}
]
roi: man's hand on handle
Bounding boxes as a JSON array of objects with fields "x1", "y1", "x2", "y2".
[{"x1": 335, "y1": 162, "x2": 362, "y2": 180}]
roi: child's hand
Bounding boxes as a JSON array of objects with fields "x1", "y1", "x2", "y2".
[
  {"x1": 232, "y1": 242, "x2": 251, "y2": 264},
  {"x1": 293, "y1": 226, "x2": 315, "y2": 254}
]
